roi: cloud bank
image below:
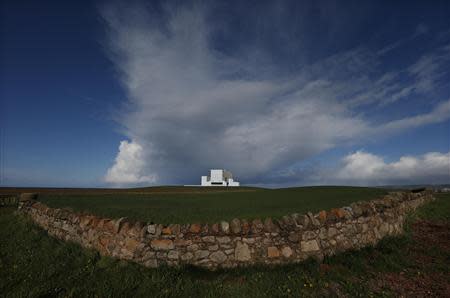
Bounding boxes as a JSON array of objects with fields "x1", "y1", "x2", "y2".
[
  {"x1": 333, "y1": 151, "x2": 450, "y2": 186},
  {"x1": 101, "y1": 3, "x2": 450, "y2": 186}
]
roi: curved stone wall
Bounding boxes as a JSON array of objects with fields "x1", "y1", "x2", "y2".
[{"x1": 17, "y1": 190, "x2": 434, "y2": 269}]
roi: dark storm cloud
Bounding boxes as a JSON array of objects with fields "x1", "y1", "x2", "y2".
[{"x1": 102, "y1": 1, "x2": 450, "y2": 186}]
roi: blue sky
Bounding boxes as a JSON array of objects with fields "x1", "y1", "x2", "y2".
[{"x1": 1, "y1": 0, "x2": 449, "y2": 187}]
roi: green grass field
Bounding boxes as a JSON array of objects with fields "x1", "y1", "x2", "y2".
[
  {"x1": 37, "y1": 186, "x2": 387, "y2": 224},
  {"x1": 1, "y1": 192, "x2": 448, "y2": 297}
]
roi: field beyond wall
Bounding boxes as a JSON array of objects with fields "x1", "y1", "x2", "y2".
[{"x1": 11, "y1": 186, "x2": 387, "y2": 224}]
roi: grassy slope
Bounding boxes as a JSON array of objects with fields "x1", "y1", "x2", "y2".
[
  {"x1": 38, "y1": 186, "x2": 386, "y2": 224},
  {"x1": 1, "y1": 193, "x2": 448, "y2": 297}
]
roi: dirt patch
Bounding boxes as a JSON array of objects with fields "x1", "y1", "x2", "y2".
[
  {"x1": 412, "y1": 220, "x2": 450, "y2": 253},
  {"x1": 369, "y1": 221, "x2": 450, "y2": 297}
]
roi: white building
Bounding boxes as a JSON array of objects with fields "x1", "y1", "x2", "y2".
[{"x1": 201, "y1": 169, "x2": 240, "y2": 187}]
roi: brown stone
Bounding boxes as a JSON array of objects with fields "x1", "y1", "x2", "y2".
[
  {"x1": 89, "y1": 216, "x2": 101, "y2": 228},
  {"x1": 99, "y1": 235, "x2": 111, "y2": 247},
  {"x1": 80, "y1": 216, "x2": 93, "y2": 228},
  {"x1": 150, "y1": 239, "x2": 174, "y2": 250},
  {"x1": 267, "y1": 246, "x2": 280, "y2": 258},
  {"x1": 211, "y1": 223, "x2": 220, "y2": 233},
  {"x1": 330, "y1": 208, "x2": 346, "y2": 219},
  {"x1": 170, "y1": 224, "x2": 181, "y2": 235},
  {"x1": 104, "y1": 220, "x2": 115, "y2": 233},
  {"x1": 96, "y1": 219, "x2": 107, "y2": 229},
  {"x1": 125, "y1": 238, "x2": 139, "y2": 251},
  {"x1": 119, "y1": 222, "x2": 132, "y2": 235},
  {"x1": 317, "y1": 210, "x2": 327, "y2": 223},
  {"x1": 162, "y1": 226, "x2": 172, "y2": 235},
  {"x1": 241, "y1": 219, "x2": 251, "y2": 234},
  {"x1": 189, "y1": 223, "x2": 202, "y2": 234}
]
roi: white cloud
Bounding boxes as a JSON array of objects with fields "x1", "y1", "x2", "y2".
[
  {"x1": 408, "y1": 44, "x2": 450, "y2": 93},
  {"x1": 335, "y1": 151, "x2": 450, "y2": 185},
  {"x1": 374, "y1": 99, "x2": 450, "y2": 135},
  {"x1": 101, "y1": 3, "x2": 450, "y2": 186},
  {"x1": 104, "y1": 140, "x2": 157, "y2": 185}
]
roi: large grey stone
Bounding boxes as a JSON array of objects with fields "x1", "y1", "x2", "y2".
[
  {"x1": 230, "y1": 218, "x2": 241, "y2": 234},
  {"x1": 235, "y1": 242, "x2": 251, "y2": 261},
  {"x1": 281, "y1": 246, "x2": 293, "y2": 258},
  {"x1": 202, "y1": 236, "x2": 215, "y2": 243},
  {"x1": 167, "y1": 250, "x2": 179, "y2": 260},
  {"x1": 144, "y1": 259, "x2": 158, "y2": 268},
  {"x1": 181, "y1": 252, "x2": 193, "y2": 261},
  {"x1": 208, "y1": 245, "x2": 219, "y2": 251},
  {"x1": 210, "y1": 251, "x2": 227, "y2": 263},
  {"x1": 301, "y1": 240, "x2": 320, "y2": 252},
  {"x1": 302, "y1": 230, "x2": 316, "y2": 240},
  {"x1": 327, "y1": 227, "x2": 339, "y2": 238},
  {"x1": 194, "y1": 250, "x2": 210, "y2": 260},
  {"x1": 187, "y1": 244, "x2": 199, "y2": 251},
  {"x1": 216, "y1": 236, "x2": 231, "y2": 244},
  {"x1": 220, "y1": 221, "x2": 230, "y2": 234}
]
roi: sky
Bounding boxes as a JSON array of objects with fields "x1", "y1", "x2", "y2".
[{"x1": 1, "y1": 0, "x2": 449, "y2": 188}]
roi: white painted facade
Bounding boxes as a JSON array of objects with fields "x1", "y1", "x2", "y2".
[{"x1": 201, "y1": 169, "x2": 240, "y2": 187}]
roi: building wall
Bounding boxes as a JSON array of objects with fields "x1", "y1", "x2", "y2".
[
  {"x1": 210, "y1": 169, "x2": 224, "y2": 183},
  {"x1": 18, "y1": 190, "x2": 434, "y2": 270},
  {"x1": 228, "y1": 179, "x2": 240, "y2": 186},
  {"x1": 201, "y1": 169, "x2": 239, "y2": 186}
]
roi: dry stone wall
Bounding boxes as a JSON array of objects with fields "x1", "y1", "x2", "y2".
[
  {"x1": 0, "y1": 196, "x2": 19, "y2": 207},
  {"x1": 17, "y1": 190, "x2": 434, "y2": 269}
]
